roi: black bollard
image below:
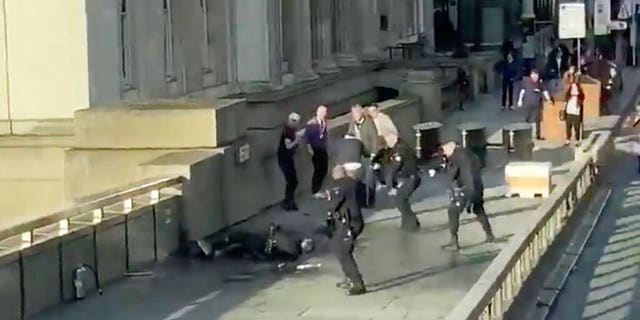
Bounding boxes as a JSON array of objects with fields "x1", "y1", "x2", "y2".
[
  {"x1": 413, "y1": 122, "x2": 443, "y2": 164},
  {"x1": 502, "y1": 123, "x2": 533, "y2": 161},
  {"x1": 458, "y1": 122, "x2": 487, "y2": 167}
]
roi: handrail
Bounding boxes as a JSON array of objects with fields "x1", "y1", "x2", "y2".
[
  {"x1": 446, "y1": 131, "x2": 609, "y2": 320},
  {"x1": 0, "y1": 175, "x2": 185, "y2": 244}
]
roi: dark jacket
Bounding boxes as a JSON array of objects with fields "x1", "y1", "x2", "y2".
[
  {"x1": 388, "y1": 141, "x2": 419, "y2": 181},
  {"x1": 347, "y1": 116, "x2": 379, "y2": 155},
  {"x1": 445, "y1": 148, "x2": 483, "y2": 198},
  {"x1": 305, "y1": 118, "x2": 328, "y2": 150},
  {"x1": 327, "y1": 177, "x2": 360, "y2": 227},
  {"x1": 497, "y1": 59, "x2": 517, "y2": 83},
  {"x1": 545, "y1": 49, "x2": 570, "y2": 80}
]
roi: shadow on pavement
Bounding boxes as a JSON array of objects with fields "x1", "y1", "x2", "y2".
[{"x1": 367, "y1": 249, "x2": 500, "y2": 293}]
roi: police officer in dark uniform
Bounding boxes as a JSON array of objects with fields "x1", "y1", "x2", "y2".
[
  {"x1": 386, "y1": 139, "x2": 422, "y2": 231},
  {"x1": 434, "y1": 142, "x2": 495, "y2": 250},
  {"x1": 326, "y1": 165, "x2": 366, "y2": 295}
]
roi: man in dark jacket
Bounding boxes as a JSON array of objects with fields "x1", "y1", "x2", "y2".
[
  {"x1": 277, "y1": 112, "x2": 303, "y2": 211},
  {"x1": 326, "y1": 165, "x2": 366, "y2": 295},
  {"x1": 436, "y1": 142, "x2": 495, "y2": 250},
  {"x1": 386, "y1": 139, "x2": 422, "y2": 231},
  {"x1": 497, "y1": 53, "x2": 517, "y2": 110},
  {"x1": 517, "y1": 69, "x2": 552, "y2": 140}
]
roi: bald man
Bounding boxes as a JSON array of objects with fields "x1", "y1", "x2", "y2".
[
  {"x1": 438, "y1": 141, "x2": 495, "y2": 250},
  {"x1": 305, "y1": 105, "x2": 330, "y2": 198}
]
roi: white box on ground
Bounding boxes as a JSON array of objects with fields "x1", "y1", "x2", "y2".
[{"x1": 505, "y1": 161, "x2": 552, "y2": 198}]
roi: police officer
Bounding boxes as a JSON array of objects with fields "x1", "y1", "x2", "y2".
[
  {"x1": 386, "y1": 139, "x2": 421, "y2": 231},
  {"x1": 326, "y1": 165, "x2": 366, "y2": 295},
  {"x1": 434, "y1": 142, "x2": 495, "y2": 250}
]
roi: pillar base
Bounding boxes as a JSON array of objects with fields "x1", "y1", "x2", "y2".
[
  {"x1": 360, "y1": 50, "x2": 384, "y2": 62},
  {"x1": 238, "y1": 80, "x2": 285, "y2": 93},
  {"x1": 335, "y1": 53, "x2": 361, "y2": 67},
  {"x1": 315, "y1": 60, "x2": 340, "y2": 74},
  {"x1": 294, "y1": 70, "x2": 320, "y2": 82}
]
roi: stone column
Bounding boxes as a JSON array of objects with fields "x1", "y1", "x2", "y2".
[
  {"x1": 404, "y1": 70, "x2": 443, "y2": 122},
  {"x1": 422, "y1": 0, "x2": 435, "y2": 54},
  {"x1": 358, "y1": 0, "x2": 382, "y2": 61},
  {"x1": 522, "y1": 0, "x2": 535, "y2": 19},
  {"x1": 235, "y1": 0, "x2": 283, "y2": 92},
  {"x1": 311, "y1": 0, "x2": 338, "y2": 73},
  {"x1": 290, "y1": 0, "x2": 318, "y2": 81},
  {"x1": 334, "y1": 0, "x2": 361, "y2": 67}
]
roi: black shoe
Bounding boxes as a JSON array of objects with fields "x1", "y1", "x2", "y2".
[
  {"x1": 280, "y1": 201, "x2": 298, "y2": 211},
  {"x1": 347, "y1": 285, "x2": 367, "y2": 296},
  {"x1": 485, "y1": 233, "x2": 496, "y2": 243},
  {"x1": 336, "y1": 279, "x2": 351, "y2": 289}
]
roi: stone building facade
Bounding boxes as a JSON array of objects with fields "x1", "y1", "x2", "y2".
[{"x1": 0, "y1": 0, "x2": 434, "y2": 135}]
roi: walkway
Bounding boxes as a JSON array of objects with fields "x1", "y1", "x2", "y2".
[
  {"x1": 36, "y1": 92, "x2": 581, "y2": 320},
  {"x1": 546, "y1": 153, "x2": 640, "y2": 320}
]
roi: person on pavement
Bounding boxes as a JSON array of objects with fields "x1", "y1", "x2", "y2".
[
  {"x1": 277, "y1": 112, "x2": 303, "y2": 211},
  {"x1": 386, "y1": 139, "x2": 422, "y2": 231},
  {"x1": 497, "y1": 52, "x2": 517, "y2": 110},
  {"x1": 544, "y1": 45, "x2": 570, "y2": 94},
  {"x1": 366, "y1": 103, "x2": 399, "y2": 150},
  {"x1": 517, "y1": 69, "x2": 552, "y2": 140},
  {"x1": 562, "y1": 82, "x2": 584, "y2": 146},
  {"x1": 326, "y1": 165, "x2": 366, "y2": 295},
  {"x1": 561, "y1": 65, "x2": 577, "y2": 94},
  {"x1": 433, "y1": 142, "x2": 495, "y2": 250},
  {"x1": 332, "y1": 134, "x2": 372, "y2": 208},
  {"x1": 305, "y1": 105, "x2": 330, "y2": 198},
  {"x1": 585, "y1": 52, "x2": 613, "y2": 114},
  {"x1": 347, "y1": 104, "x2": 380, "y2": 207}
]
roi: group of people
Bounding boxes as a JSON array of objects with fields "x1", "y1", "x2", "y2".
[
  {"x1": 274, "y1": 103, "x2": 496, "y2": 296},
  {"x1": 496, "y1": 40, "x2": 618, "y2": 146}
]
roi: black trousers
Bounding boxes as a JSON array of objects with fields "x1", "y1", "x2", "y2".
[
  {"x1": 395, "y1": 175, "x2": 421, "y2": 230},
  {"x1": 447, "y1": 193, "x2": 493, "y2": 237},
  {"x1": 350, "y1": 209, "x2": 365, "y2": 240},
  {"x1": 501, "y1": 81, "x2": 514, "y2": 107},
  {"x1": 311, "y1": 148, "x2": 329, "y2": 194},
  {"x1": 278, "y1": 157, "x2": 298, "y2": 203},
  {"x1": 525, "y1": 105, "x2": 542, "y2": 139},
  {"x1": 331, "y1": 223, "x2": 364, "y2": 286},
  {"x1": 565, "y1": 114, "x2": 582, "y2": 141}
]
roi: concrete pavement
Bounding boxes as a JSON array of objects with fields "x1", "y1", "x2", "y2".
[{"x1": 33, "y1": 87, "x2": 588, "y2": 320}]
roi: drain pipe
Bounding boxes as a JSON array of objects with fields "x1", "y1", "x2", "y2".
[{"x1": 1, "y1": 0, "x2": 12, "y2": 134}]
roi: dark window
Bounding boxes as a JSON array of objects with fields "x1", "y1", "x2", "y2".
[{"x1": 380, "y1": 15, "x2": 388, "y2": 31}]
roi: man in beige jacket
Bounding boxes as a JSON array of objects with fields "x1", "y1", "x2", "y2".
[{"x1": 367, "y1": 103, "x2": 399, "y2": 148}]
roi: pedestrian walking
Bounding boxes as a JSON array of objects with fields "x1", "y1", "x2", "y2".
[
  {"x1": 562, "y1": 82, "x2": 584, "y2": 146},
  {"x1": 497, "y1": 53, "x2": 517, "y2": 110},
  {"x1": 517, "y1": 69, "x2": 553, "y2": 140}
]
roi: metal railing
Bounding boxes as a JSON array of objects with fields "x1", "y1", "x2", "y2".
[
  {"x1": 0, "y1": 175, "x2": 184, "y2": 251},
  {"x1": 446, "y1": 131, "x2": 610, "y2": 320}
]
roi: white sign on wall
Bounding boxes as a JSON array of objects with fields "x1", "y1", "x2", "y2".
[
  {"x1": 594, "y1": 0, "x2": 611, "y2": 35},
  {"x1": 559, "y1": 3, "x2": 586, "y2": 39}
]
